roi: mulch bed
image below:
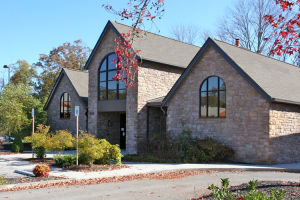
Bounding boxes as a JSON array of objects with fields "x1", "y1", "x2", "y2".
[
  {"x1": 194, "y1": 181, "x2": 300, "y2": 200},
  {"x1": 65, "y1": 164, "x2": 130, "y2": 172},
  {"x1": 0, "y1": 176, "x2": 67, "y2": 185},
  {"x1": 23, "y1": 158, "x2": 130, "y2": 172}
]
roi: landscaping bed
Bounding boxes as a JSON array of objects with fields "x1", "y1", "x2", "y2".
[
  {"x1": 0, "y1": 176, "x2": 67, "y2": 185},
  {"x1": 194, "y1": 181, "x2": 300, "y2": 200},
  {"x1": 24, "y1": 157, "x2": 130, "y2": 172}
]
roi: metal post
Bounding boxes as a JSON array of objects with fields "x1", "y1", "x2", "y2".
[
  {"x1": 76, "y1": 115, "x2": 78, "y2": 166},
  {"x1": 32, "y1": 108, "x2": 34, "y2": 158},
  {"x1": 8, "y1": 68, "x2": 10, "y2": 84},
  {"x1": 32, "y1": 116, "x2": 34, "y2": 158}
]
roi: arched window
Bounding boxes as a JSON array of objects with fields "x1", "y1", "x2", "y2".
[
  {"x1": 200, "y1": 76, "x2": 226, "y2": 118},
  {"x1": 60, "y1": 93, "x2": 71, "y2": 118},
  {"x1": 98, "y1": 53, "x2": 126, "y2": 100}
]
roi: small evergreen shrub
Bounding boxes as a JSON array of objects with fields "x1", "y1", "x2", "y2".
[
  {"x1": 33, "y1": 164, "x2": 51, "y2": 177},
  {"x1": 53, "y1": 154, "x2": 76, "y2": 168},
  {"x1": 35, "y1": 146, "x2": 46, "y2": 159},
  {"x1": 11, "y1": 135, "x2": 24, "y2": 153}
]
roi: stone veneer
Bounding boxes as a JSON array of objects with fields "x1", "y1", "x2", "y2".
[
  {"x1": 87, "y1": 27, "x2": 117, "y2": 135},
  {"x1": 97, "y1": 112, "x2": 124, "y2": 145},
  {"x1": 87, "y1": 27, "x2": 184, "y2": 154},
  {"x1": 166, "y1": 45, "x2": 271, "y2": 164},
  {"x1": 269, "y1": 103, "x2": 300, "y2": 164},
  {"x1": 126, "y1": 62, "x2": 183, "y2": 154},
  {"x1": 46, "y1": 74, "x2": 87, "y2": 135}
]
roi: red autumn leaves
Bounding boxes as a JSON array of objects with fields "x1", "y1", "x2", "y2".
[
  {"x1": 265, "y1": 0, "x2": 300, "y2": 57},
  {"x1": 103, "y1": 0, "x2": 164, "y2": 88}
]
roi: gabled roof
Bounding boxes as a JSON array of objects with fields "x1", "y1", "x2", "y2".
[
  {"x1": 162, "y1": 38, "x2": 300, "y2": 106},
  {"x1": 44, "y1": 68, "x2": 89, "y2": 110},
  {"x1": 84, "y1": 20, "x2": 200, "y2": 69}
]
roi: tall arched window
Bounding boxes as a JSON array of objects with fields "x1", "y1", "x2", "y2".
[
  {"x1": 98, "y1": 53, "x2": 126, "y2": 100},
  {"x1": 60, "y1": 93, "x2": 71, "y2": 118},
  {"x1": 200, "y1": 76, "x2": 226, "y2": 118}
]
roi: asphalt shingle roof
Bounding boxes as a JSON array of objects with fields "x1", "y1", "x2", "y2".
[
  {"x1": 212, "y1": 38, "x2": 300, "y2": 104},
  {"x1": 110, "y1": 21, "x2": 200, "y2": 68},
  {"x1": 63, "y1": 68, "x2": 89, "y2": 106},
  {"x1": 162, "y1": 38, "x2": 300, "y2": 106}
]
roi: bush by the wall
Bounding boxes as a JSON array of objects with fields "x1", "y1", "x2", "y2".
[{"x1": 11, "y1": 135, "x2": 24, "y2": 153}]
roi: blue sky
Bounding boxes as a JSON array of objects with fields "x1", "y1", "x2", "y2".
[{"x1": 0, "y1": 0, "x2": 235, "y2": 82}]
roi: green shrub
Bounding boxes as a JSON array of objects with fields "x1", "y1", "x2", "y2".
[
  {"x1": 186, "y1": 137, "x2": 234, "y2": 162},
  {"x1": 94, "y1": 139, "x2": 123, "y2": 165},
  {"x1": 0, "y1": 175, "x2": 9, "y2": 185},
  {"x1": 35, "y1": 146, "x2": 46, "y2": 159},
  {"x1": 208, "y1": 178, "x2": 286, "y2": 200},
  {"x1": 53, "y1": 154, "x2": 76, "y2": 168},
  {"x1": 78, "y1": 154, "x2": 89, "y2": 164},
  {"x1": 11, "y1": 135, "x2": 24, "y2": 153},
  {"x1": 78, "y1": 131, "x2": 123, "y2": 165}
]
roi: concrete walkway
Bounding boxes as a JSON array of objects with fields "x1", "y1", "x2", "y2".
[{"x1": 1, "y1": 150, "x2": 300, "y2": 190}]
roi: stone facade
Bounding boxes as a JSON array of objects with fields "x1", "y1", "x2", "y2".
[
  {"x1": 97, "y1": 112, "x2": 125, "y2": 145},
  {"x1": 126, "y1": 62, "x2": 183, "y2": 154},
  {"x1": 87, "y1": 27, "x2": 117, "y2": 135},
  {"x1": 269, "y1": 103, "x2": 300, "y2": 164},
  {"x1": 149, "y1": 107, "x2": 166, "y2": 139},
  {"x1": 86, "y1": 27, "x2": 184, "y2": 153},
  {"x1": 166, "y1": 46, "x2": 271, "y2": 164},
  {"x1": 46, "y1": 74, "x2": 87, "y2": 135}
]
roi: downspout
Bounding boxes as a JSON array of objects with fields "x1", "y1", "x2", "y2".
[{"x1": 146, "y1": 106, "x2": 150, "y2": 151}]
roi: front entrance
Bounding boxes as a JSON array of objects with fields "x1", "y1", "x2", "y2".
[{"x1": 120, "y1": 114, "x2": 126, "y2": 149}]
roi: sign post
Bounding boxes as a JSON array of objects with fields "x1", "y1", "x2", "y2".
[
  {"x1": 75, "y1": 106, "x2": 79, "y2": 166},
  {"x1": 32, "y1": 108, "x2": 34, "y2": 158}
]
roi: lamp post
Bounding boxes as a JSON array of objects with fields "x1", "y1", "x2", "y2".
[
  {"x1": 3, "y1": 65, "x2": 10, "y2": 84},
  {"x1": 3, "y1": 65, "x2": 10, "y2": 142}
]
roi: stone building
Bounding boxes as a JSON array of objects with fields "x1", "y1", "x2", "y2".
[
  {"x1": 45, "y1": 20, "x2": 300, "y2": 164},
  {"x1": 44, "y1": 68, "x2": 88, "y2": 134}
]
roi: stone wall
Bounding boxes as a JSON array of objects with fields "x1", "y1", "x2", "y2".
[
  {"x1": 46, "y1": 74, "x2": 87, "y2": 135},
  {"x1": 269, "y1": 103, "x2": 300, "y2": 164},
  {"x1": 132, "y1": 62, "x2": 183, "y2": 153},
  {"x1": 149, "y1": 107, "x2": 166, "y2": 139},
  {"x1": 166, "y1": 45, "x2": 270, "y2": 164},
  {"x1": 87, "y1": 27, "x2": 117, "y2": 135},
  {"x1": 97, "y1": 112, "x2": 124, "y2": 145}
]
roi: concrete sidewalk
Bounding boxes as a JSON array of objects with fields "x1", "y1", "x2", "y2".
[{"x1": 1, "y1": 150, "x2": 300, "y2": 190}]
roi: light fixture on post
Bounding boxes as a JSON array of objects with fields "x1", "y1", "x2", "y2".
[
  {"x1": 3, "y1": 65, "x2": 10, "y2": 84},
  {"x1": 108, "y1": 120, "x2": 112, "y2": 126}
]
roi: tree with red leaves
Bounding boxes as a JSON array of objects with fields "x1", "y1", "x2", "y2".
[
  {"x1": 265, "y1": 0, "x2": 300, "y2": 64},
  {"x1": 103, "y1": 0, "x2": 165, "y2": 88}
]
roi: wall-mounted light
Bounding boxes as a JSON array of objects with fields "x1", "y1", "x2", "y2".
[{"x1": 108, "y1": 120, "x2": 112, "y2": 126}]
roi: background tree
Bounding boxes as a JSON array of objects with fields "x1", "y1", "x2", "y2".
[
  {"x1": 216, "y1": 0, "x2": 281, "y2": 55},
  {"x1": 169, "y1": 23, "x2": 202, "y2": 45},
  {"x1": 0, "y1": 84, "x2": 46, "y2": 137},
  {"x1": 35, "y1": 39, "x2": 91, "y2": 72},
  {"x1": 10, "y1": 60, "x2": 37, "y2": 87},
  {"x1": 34, "y1": 39, "x2": 92, "y2": 101}
]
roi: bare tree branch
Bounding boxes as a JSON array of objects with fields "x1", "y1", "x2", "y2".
[{"x1": 169, "y1": 23, "x2": 202, "y2": 45}]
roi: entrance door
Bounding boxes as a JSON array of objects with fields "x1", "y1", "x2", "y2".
[{"x1": 120, "y1": 114, "x2": 126, "y2": 149}]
